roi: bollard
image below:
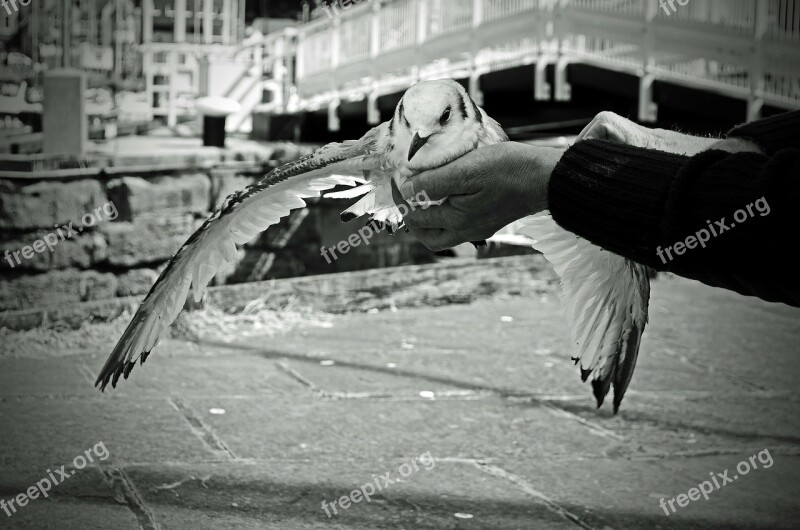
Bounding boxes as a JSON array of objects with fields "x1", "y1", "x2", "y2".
[
  {"x1": 194, "y1": 97, "x2": 241, "y2": 148},
  {"x1": 43, "y1": 69, "x2": 87, "y2": 155}
]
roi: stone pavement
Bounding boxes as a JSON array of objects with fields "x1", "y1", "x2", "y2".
[{"x1": 2, "y1": 275, "x2": 799, "y2": 529}]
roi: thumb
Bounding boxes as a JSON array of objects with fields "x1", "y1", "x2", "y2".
[
  {"x1": 584, "y1": 122, "x2": 626, "y2": 144},
  {"x1": 400, "y1": 162, "x2": 474, "y2": 202},
  {"x1": 400, "y1": 168, "x2": 449, "y2": 202}
]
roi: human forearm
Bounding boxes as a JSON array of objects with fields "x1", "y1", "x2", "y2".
[
  {"x1": 727, "y1": 110, "x2": 800, "y2": 155},
  {"x1": 646, "y1": 128, "x2": 718, "y2": 155},
  {"x1": 577, "y1": 111, "x2": 765, "y2": 156},
  {"x1": 549, "y1": 140, "x2": 799, "y2": 275}
]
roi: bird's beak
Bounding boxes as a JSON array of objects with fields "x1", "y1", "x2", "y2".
[{"x1": 408, "y1": 133, "x2": 430, "y2": 161}]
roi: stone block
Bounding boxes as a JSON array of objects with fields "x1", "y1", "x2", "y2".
[
  {"x1": 101, "y1": 214, "x2": 196, "y2": 267},
  {"x1": 0, "y1": 179, "x2": 108, "y2": 230},
  {"x1": 106, "y1": 173, "x2": 211, "y2": 221},
  {"x1": 0, "y1": 269, "x2": 117, "y2": 311},
  {"x1": 210, "y1": 169, "x2": 257, "y2": 210},
  {"x1": 116, "y1": 268, "x2": 159, "y2": 297},
  {"x1": 0, "y1": 232, "x2": 107, "y2": 272}
]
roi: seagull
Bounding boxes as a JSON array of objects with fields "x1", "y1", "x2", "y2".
[{"x1": 96, "y1": 79, "x2": 650, "y2": 413}]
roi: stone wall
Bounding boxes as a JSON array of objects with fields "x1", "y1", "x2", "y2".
[{"x1": 0, "y1": 145, "x2": 433, "y2": 314}]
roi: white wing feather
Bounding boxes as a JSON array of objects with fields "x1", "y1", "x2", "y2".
[
  {"x1": 96, "y1": 131, "x2": 385, "y2": 389},
  {"x1": 518, "y1": 212, "x2": 650, "y2": 412}
]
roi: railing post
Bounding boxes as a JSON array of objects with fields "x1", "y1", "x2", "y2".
[
  {"x1": 367, "y1": 89, "x2": 380, "y2": 124},
  {"x1": 222, "y1": 0, "x2": 232, "y2": 44},
  {"x1": 174, "y1": 0, "x2": 186, "y2": 42},
  {"x1": 331, "y1": 17, "x2": 341, "y2": 70},
  {"x1": 469, "y1": 68, "x2": 483, "y2": 106},
  {"x1": 534, "y1": 0, "x2": 555, "y2": 101},
  {"x1": 167, "y1": 50, "x2": 178, "y2": 128},
  {"x1": 472, "y1": 0, "x2": 482, "y2": 28},
  {"x1": 142, "y1": 0, "x2": 153, "y2": 44},
  {"x1": 417, "y1": 0, "x2": 428, "y2": 45},
  {"x1": 328, "y1": 98, "x2": 340, "y2": 132},
  {"x1": 748, "y1": 0, "x2": 768, "y2": 121},
  {"x1": 203, "y1": 0, "x2": 213, "y2": 44},
  {"x1": 296, "y1": 31, "x2": 305, "y2": 81},
  {"x1": 638, "y1": 0, "x2": 659, "y2": 122},
  {"x1": 554, "y1": 56, "x2": 571, "y2": 101},
  {"x1": 371, "y1": 1, "x2": 381, "y2": 58}
]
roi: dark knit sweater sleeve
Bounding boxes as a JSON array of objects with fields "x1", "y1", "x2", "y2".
[
  {"x1": 727, "y1": 110, "x2": 800, "y2": 155},
  {"x1": 548, "y1": 136, "x2": 800, "y2": 307}
]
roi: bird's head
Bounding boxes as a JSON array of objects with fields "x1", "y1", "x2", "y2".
[{"x1": 394, "y1": 79, "x2": 483, "y2": 171}]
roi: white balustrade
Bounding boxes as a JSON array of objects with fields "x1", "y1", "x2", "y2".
[{"x1": 276, "y1": 0, "x2": 800, "y2": 121}]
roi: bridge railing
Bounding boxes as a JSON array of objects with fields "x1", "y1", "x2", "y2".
[{"x1": 287, "y1": 0, "x2": 799, "y2": 119}]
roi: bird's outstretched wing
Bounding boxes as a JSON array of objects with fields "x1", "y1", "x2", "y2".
[
  {"x1": 518, "y1": 212, "x2": 650, "y2": 412},
  {"x1": 96, "y1": 125, "x2": 387, "y2": 390}
]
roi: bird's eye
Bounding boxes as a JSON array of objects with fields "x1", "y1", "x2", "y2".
[{"x1": 439, "y1": 108, "x2": 451, "y2": 125}]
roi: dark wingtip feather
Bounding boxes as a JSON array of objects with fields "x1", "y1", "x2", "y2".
[
  {"x1": 111, "y1": 363, "x2": 124, "y2": 388},
  {"x1": 612, "y1": 327, "x2": 644, "y2": 414},
  {"x1": 591, "y1": 378, "x2": 608, "y2": 409},
  {"x1": 471, "y1": 240, "x2": 487, "y2": 248},
  {"x1": 340, "y1": 211, "x2": 357, "y2": 222},
  {"x1": 95, "y1": 363, "x2": 114, "y2": 391},
  {"x1": 579, "y1": 366, "x2": 591, "y2": 382},
  {"x1": 123, "y1": 361, "x2": 135, "y2": 379}
]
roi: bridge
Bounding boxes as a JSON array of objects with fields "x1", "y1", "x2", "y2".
[
  {"x1": 254, "y1": 0, "x2": 800, "y2": 133},
  {"x1": 146, "y1": 0, "x2": 800, "y2": 134}
]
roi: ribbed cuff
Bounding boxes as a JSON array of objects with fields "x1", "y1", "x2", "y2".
[
  {"x1": 727, "y1": 110, "x2": 800, "y2": 155},
  {"x1": 548, "y1": 140, "x2": 689, "y2": 268}
]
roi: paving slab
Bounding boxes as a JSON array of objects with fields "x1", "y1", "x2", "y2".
[
  {"x1": 0, "y1": 466, "x2": 139, "y2": 529},
  {"x1": 504, "y1": 452, "x2": 800, "y2": 530},
  {"x1": 85, "y1": 347, "x2": 309, "y2": 399},
  {"x1": 1, "y1": 273, "x2": 798, "y2": 529},
  {"x1": 643, "y1": 277, "x2": 800, "y2": 392},
  {"x1": 0, "y1": 398, "x2": 210, "y2": 468},
  {"x1": 256, "y1": 276, "x2": 800, "y2": 400},
  {"x1": 123, "y1": 460, "x2": 579, "y2": 530},
  {"x1": 186, "y1": 396, "x2": 621, "y2": 462},
  {"x1": 273, "y1": 358, "x2": 467, "y2": 396},
  {"x1": 0, "y1": 357, "x2": 99, "y2": 398}
]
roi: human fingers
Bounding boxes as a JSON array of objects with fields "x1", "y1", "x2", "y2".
[
  {"x1": 403, "y1": 203, "x2": 464, "y2": 230},
  {"x1": 407, "y1": 227, "x2": 466, "y2": 252},
  {"x1": 399, "y1": 153, "x2": 484, "y2": 201}
]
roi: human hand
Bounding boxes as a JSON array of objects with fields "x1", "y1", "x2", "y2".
[
  {"x1": 579, "y1": 111, "x2": 763, "y2": 156},
  {"x1": 577, "y1": 111, "x2": 663, "y2": 148},
  {"x1": 395, "y1": 142, "x2": 561, "y2": 251},
  {"x1": 578, "y1": 111, "x2": 724, "y2": 155}
]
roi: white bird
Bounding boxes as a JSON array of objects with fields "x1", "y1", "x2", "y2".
[{"x1": 96, "y1": 79, "x2": 650, "y2": 413}]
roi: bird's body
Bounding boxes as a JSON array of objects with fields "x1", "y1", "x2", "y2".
[
  {"x1": 97, "y1": 79, "x2": 650, "y2": 412},
  {"x1": 332, "y1": 80, "x2": 507, "y2": 227}
]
